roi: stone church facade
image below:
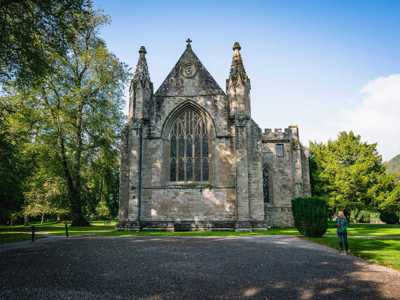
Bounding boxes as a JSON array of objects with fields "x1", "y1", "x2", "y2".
[{"x1": 118, "y1": 40, "x2": 311, "y2": 230}]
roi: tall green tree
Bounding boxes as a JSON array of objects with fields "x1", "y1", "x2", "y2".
[
  {"x1": 0, "y1": 97, "x2": 36, "y2": 224},
  {"x1": 4, "y1": 12, "x2": 129, "y2": 226},
  {"x1": 23, "y1": 171, "x2": 68, "y2": 224},
  {"x1": 309, "y1": 131, "x2": 396, "y2": 212},
  {"x1": 84, "y1": 150, "x2": 120, "y2": 218},
  {"x1": 0, "y1": 127, "x2": 25, "y2": 223},
  {"x1": 0, "y1": 0, "x2": 93, "y2": 86}
]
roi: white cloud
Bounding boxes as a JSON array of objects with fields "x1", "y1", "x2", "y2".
[
  {"x1": 340, "y1": 74, "x2": 400, "y2": 160},
  {"x1": 304, "y1": 74, "x2": 400, "y2": 161}
]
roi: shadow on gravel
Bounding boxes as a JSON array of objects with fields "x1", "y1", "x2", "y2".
[{"x1": 0, "y1": 236, "x2": 398, "y2": 299}]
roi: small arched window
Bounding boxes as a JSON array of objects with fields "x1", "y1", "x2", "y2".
[{"x1": 170, "y1": 108, "x2": 209, "y2": 182}]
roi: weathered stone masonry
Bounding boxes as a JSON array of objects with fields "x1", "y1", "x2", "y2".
[{"x1": 118, "y1": 40, "x2": 311, "y2": 230}]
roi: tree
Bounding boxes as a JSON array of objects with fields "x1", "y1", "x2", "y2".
[
  {"x1": 309, "y1": 131, "x2": 395, "y2": 213},
  {"x1": 0, "y1": 0, "x2": 93, "y2": 86},
  {"x1": 23, "y1": 155, "x2": 69, "y2": 223},
  {"x1": 3, "y1": 12, "x2": 129, "y2": 226},
  {"x1": 95, "y1": 199, "x2": 110, "y2": 222},
  {"x1": 0, "y1": 130, "x2": 25, "y2": 223},
  {"x1": 0, "y1": 98, "x2": 34, "y2": 224},
  {"x1": 85, "y1": 150, "x2": 120, "y2": 218},
  {"x1": 377, "y1": 182, "x2": 400, "y2": 214}
]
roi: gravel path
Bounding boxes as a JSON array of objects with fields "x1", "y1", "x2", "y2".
[{"x1": 1, "y1": 235, "x2": 399, "y2": 299}]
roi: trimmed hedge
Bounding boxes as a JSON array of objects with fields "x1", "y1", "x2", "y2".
[
  {"x1": 292, "y1": 197, "x2": 328, "y2": 237},
  {"x1": 379, "y1": 210, "x2": 400, "y2": 224}
]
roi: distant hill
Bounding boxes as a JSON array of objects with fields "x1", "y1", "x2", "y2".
[{"x1": 385, "y1": 154, "x2": 400, "y2": 176}]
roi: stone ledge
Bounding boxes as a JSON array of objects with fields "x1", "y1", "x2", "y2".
[{"x1": 118, "y1": 220, "x2": 266, "y2": 231}]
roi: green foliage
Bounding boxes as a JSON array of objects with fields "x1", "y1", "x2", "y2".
[
  {"x1": 292, "y1": 197, "x2": 328, "y2": 237},
  {"x1": 95, "y1": 199, "x2": 111, "y2": 220},
  {"x1": 23, "y1": 169, "x2": 68, "y2": 223},
  {"x1": 309, "y1": 131, "x2": 400, "y2": 213},
  {"x1": 0, "y1": 100, "x2": 35, "y2": 224},
  {"x1": 0, "y1": 130, "x2": 24, "y2": 223},
  {"x1": 0, "y1": 9, "x2": 128, "y2": 225},
  {"x1": 379, "y1": 211, "x2": 400, "y2": 224},
  {"x1": 385, "y1": 154, "x2": 400, "y2": 178},
  {"x1": 0, "y1": 0, "x2": 93, "y2": 86}
]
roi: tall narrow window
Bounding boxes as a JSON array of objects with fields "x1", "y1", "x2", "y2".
[
  {"x1": 276, "y1": 144, "x2": 284, "y2": 158},
  {"x1": 169, "y1": 108, "x2": 209, "y2": 182},
  {"x1": 263, "y1": 166, "x2": 271, "y2": 203}
]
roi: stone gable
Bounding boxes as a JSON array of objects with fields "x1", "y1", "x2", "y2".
[{"x1": 155, "y1": 44, "x2": 225, "y2": 97}]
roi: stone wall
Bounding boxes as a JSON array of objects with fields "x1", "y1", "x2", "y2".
[
  {"x1": 135, "y1": 92, "x2": 238, "y2": 228},
  {"x1": 261, "y1": 126, "x2": 311, "y2": 227}
]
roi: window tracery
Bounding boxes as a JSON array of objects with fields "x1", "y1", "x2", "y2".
[{"x1": 170, "y1": 108, "x2": 209, "y2": 182}]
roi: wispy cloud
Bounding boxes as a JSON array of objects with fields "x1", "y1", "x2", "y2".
[{"x1": 303, "y1": 74, "x2": 400, "y2": 161}]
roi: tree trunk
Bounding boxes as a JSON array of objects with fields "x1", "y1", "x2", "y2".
[
  {"x1": 58, "y1": 133, "x2": 89, "y2": 227},
  {"x1": 41, "y1": 214, "x2": 44, "y2": 224},
  {"x1": 69, "y1": 99, "x2": 89, "y2": 227},
  {"x1": 70, "y1": 186, "x2": 89, "y2": 226}
]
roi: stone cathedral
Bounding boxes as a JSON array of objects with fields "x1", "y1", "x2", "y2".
[{"x1": 118, "y1": 40, "x2": 311, "y2": 230}]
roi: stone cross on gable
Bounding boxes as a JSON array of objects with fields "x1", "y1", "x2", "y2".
[{"x1": 186, "y1": 38, "x2": 192, "y2": 45}]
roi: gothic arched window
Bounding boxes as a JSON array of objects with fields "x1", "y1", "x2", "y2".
[
  {"x1": 170, "y1": 108, "x2": 209, "y2": 182},
  {"x1": 263, "y1": 166, "x2": 271, "y2": 203}
]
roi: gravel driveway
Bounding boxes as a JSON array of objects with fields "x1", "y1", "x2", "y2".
[{"x1": 1, "y1": 235, "x2": 399, "y2": 299}]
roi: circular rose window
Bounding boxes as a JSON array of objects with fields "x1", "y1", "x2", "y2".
[{"x1": 181, "y1": 62, "x2": 197, "y2": 78}]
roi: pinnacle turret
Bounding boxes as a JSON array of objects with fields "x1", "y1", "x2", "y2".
[
  {"x1": 133, "y1": 46, "x2": 151, "y2": 85},
  {"x1": 229, "y1": 42, "x2": 248, "y2": 85},
  {"x1": 226, "y1": 42, "x2": 251, "y2": 118},
  {"x1": 128, "y1": 46, "x2": 153, "y2": 121}
]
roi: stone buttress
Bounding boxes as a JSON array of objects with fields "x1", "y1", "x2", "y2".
[
  {"x1": 226, "y1": 42, "x2": 265, "y2": 230},
  {"x1": 118, "y1": 46, "x2": 153, "y2": 229}
]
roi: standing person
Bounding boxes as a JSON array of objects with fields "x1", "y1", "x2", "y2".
[
  {"x1": 336, "y1": 210, "x2": 349, "y2": 254},
  {"x1": 343, "y1": 207, "x2": 351, "y2": 221}
]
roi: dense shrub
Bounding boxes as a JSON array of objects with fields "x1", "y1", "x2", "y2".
[
  {"x1": 292, "y1": 197, "x2": 328, "y2": 237},
  {"x1": 379, "y1": 210, "x2": 400, "y2": 224}
]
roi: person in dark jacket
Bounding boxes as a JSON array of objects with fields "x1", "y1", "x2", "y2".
[{"x1": 336, "y1": 210, "x2": 349, "y2": 254}]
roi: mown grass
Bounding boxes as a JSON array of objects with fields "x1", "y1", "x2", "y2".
[
  {"x1": 0, "y1": 221, "x2": 117, "y2": 243},
  {"x1": 306, "y1": 224, "x2": 400, "y2": 271},
  {"x1": 0, "y1": 221, "x2": 297, "y2": 243},
  {"x1": 1, "y1": 221, "x2": 399, "y2": 271}
]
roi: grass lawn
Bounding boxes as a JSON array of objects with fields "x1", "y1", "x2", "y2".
[
  {"x1": 1, "y1": 221, "x2": 399, "y2": 271},
  {"x1": 306, "y1": 224, "x2": 400, "y2": 271},
  {"x1": 0, "y1": 221, "x2": 298, "y2": 243},
  {"x1": 0, "y1": 221, "x2": 118, "y2": 243}
]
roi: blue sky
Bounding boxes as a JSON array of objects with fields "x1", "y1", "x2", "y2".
[{"x1": 94, "y1": 0, "x2": 400, "y2": 160}]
